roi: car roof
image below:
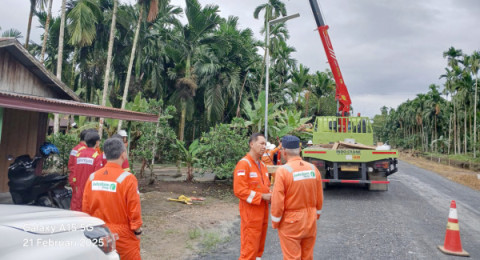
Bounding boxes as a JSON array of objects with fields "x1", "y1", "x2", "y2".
[{"x1": 0, "y1": 205, "x2": 104, "y2": 234}]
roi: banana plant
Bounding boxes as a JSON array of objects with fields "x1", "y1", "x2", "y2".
[{"x1": 171, "y1": 139, "x2": 201, "y2": 182}]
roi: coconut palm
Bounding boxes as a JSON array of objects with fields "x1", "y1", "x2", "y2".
[
  {"x1": 167, "y1": 0, "x2": 221, "y2": 141},
  {"x1": 118, "y1": 0, "x2": 161, "y2": 131},
  {"x1": 253, "y1": 0, "x2": 287, "y2": 85}
]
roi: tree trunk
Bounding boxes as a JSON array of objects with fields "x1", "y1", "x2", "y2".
[
  {"x1": 474, "y1": 77, "x2": 478, "y2": 158},
  {"x1": 178, "y1": 99, "x2": 186, "y2": 141},
  {"x1": 118, "y1": 7, "x2": 143, "y2": 131},
  {"x1": 448, "y1": 114, "x2": 452, "y2": 154},
  {"x1": 99, "y1": 0, "x2": 118, "y2": 136},
  {"x1": 236, "y1": 72, "x2": 248, "y2": 117},
  {"x1": 464, "y1": 109, "x2": 467, "y2": 154},
  {"x1": 25, "y1": 3, "x2": 35, "y2": 49},
  {"x1": 53, "y1": 0, "x2": 67, "y2": 134},
  {"x1": 40, "y1": 0, "x2": 53, "y2": 63},
  {"x1": 453, "y1": 101, "x2": 457, "y2": 154}
]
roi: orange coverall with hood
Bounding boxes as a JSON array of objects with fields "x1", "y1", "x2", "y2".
[
  {"x1": 70, "y1": 147, "x2": 102, "y2": 211},
  {"x1": 233, "y1": 153, "x2": 271, "y2": 260},
  {"x1": 83, "y1": 162, "x2": 142, "y2": 260},
  {"x1": 271, "y1": 157, "x2": 323, "y2": 260}
]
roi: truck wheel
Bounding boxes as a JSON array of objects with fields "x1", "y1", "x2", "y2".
[{"x1": 367, "y1": 172, "x2": 388, "y2": 191}]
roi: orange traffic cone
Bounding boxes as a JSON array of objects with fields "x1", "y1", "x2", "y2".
[{"x1": 437, "y1": 200, "x2": 469, "y2": 257}]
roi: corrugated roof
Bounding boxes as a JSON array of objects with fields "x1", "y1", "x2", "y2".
[{"x1": 0, "y1": 91, "x2": 158, "y2": 122}]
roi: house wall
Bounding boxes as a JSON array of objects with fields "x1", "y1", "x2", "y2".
[
  {"x1": 0, "y1": 49, "x2": 57, "y2": 98},
  {"x1": 0, "y1": 108, "x2": 47, "y2": 192}
]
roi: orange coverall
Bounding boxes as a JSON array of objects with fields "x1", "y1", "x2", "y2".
[
  {"x1": 261, "y1": 144, "x2": 281, "y2": 166},
  {"x1": 83, "y1": 162, "x2": 142, "y2": 260},
  {"x1": 68, "y1": 143, "x2": 86, "y2": 185},
  {"x1": 233, "y1": 153, "x2": 271, "y2": 260},
  {"x1": 70, "y1": 147, "x2": 102, "y2": 211},
  {"x1": 271, "y1": 157, "x2": 324, "y2": 260}
]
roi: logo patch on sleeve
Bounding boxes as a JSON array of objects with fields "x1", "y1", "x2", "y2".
[
  {"x1": 292, "y1": 170, "x2": 316, "y2": 181},
  {"x1": 70, "y1": 150, "x2": 78, "y2": 156},
  {"x1": 237, "y1": 170, "x2": 245, "y2": 176},
  {"x1": 92, "y1": 181, "x2": 117, "y2": 192}
]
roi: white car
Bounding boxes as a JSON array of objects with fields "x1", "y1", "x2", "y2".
[{"x1": 0, "y1": 204, "x2": 119, "y2": 260}]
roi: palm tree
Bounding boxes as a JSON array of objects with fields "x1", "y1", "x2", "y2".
[
  {"x1": 99, "y1": 0, "x2": 118, "y2": 136},
  {"x1": 40, "y1": 0, "x2": 53, "y2": 62},
  {"x1": 118, "y1": 0, "x2": 160, "y2": 131},
  {"x1": 168, "y1": 0, "x2": 221, "y2": 141},
  {"x1": 253, "y1": 0, "x2": 287, "y2": 86},
  {"x1": 469, "y1": 51, "x2": 480, "y2": 158},
  {"x1": 53, "y1": 0, "x2": 67, "y2": 134}
]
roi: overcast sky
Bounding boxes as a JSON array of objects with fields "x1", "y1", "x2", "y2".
[{"x1": 1, "y1": 0, "x2": 479, "y2": 117}]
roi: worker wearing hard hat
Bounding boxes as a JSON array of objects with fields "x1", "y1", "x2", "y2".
[
  {"x1": 306, "y1": 140, "x2": 313, "y2": 147},
  {"x1": 233, "y1": 133, "x2": 271, "y2": 260},
  {"x1": 271, "y1": 135, "x2": 323, "y2": 260},
  {"x1": 262, "y1": 142, "x2": 282, "y2": 166}
]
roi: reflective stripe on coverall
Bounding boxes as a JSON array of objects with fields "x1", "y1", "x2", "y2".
[
  {"x1": 68, "y1": 144, "x2": 86, "y2": 185},
  {"x1": 70, "y1": 147, "x2": 102, "y2": 211},
  {"x1": 82, "y1": 162, "x2": 142, "y2": 260},
  {"x1": 233, "y1": 153, "x2": 271, "y2": 260},
  {"x1": 271, "y1": 157, "x2": 324, "y2": 260}
]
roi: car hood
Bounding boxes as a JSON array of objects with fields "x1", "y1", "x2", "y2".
[{"x1": 0, "y1": 205, "x2": 104, "y2": 234}]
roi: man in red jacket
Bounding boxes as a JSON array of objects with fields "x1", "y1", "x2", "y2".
[
  {"x1": 70, "y1": 131, "x2": 102, "y2": 211},
  {"x1": 233, "y1": 133, "x2": 271, "y2": 260},
  {"x1": 68, "y1": 129, "x2": 95, "y2": 185},
  {"x1": 83, "y1": 138, "x2": 143, "y2": 260}
]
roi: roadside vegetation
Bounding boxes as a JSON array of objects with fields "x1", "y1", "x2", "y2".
[{"x1": 373, "y1": 48, "x2": 479, "y2": 167}]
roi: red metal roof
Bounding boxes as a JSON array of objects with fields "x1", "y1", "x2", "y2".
[{"x1": 0, "y1": 91, "x2": 158, "y2": 122}]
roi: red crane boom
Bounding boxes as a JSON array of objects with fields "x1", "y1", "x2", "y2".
[{"x1": 309, "y1": 0, "x2": 352, "y2": 131}]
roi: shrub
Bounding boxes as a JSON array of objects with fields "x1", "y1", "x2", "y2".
[{"x1": 196, "y1": 118, "x2": 249, "y2": 179}]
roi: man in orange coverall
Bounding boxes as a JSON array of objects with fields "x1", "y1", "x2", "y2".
[
  {"x1": 68, "y1": 129, "x2": 95, "y2": 185},
  {"x1": 83, "y1": 138, "x2": 142, "y2": 260},
  {"x1": 233, "y1": 133, "x2": 271, "y2": 260},
  {"x1": 262, "y1": 142, "x2": 282, "y2": 166},
  {"x1": 70, "y1": 131, "x2": 103, "y2": 211},
  {"x1": 271, "y1": 135, "x2": 323, "y2": 260}
]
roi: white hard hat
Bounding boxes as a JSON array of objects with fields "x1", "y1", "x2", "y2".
[
  {"x1": 118, "y1": 130, "x2": 128, "y2": 137},
  {"x1": 266, "y1": 142, "x2": 272, "y2": 147},
  {"x1": 307, "y1": 140, "x2": 313, "y2": 145}
]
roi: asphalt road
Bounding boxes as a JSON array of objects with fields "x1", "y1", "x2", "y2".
[{"x1": 193, "y1": 160, "x2": 480, "y2": 260}]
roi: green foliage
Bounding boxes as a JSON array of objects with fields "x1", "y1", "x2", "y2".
[
  {"x1": 171, "y1": 139, "x2": 202, "y2": 181},
  {"x1": 45, "y1": 133, "x2": 79, "y2": 174},
  {"x1": 196, "y1": 118, "x2": 249, "y2": 179},
  {"x1": 131, "y1": 100, "x2": 177, "y2": 179}
]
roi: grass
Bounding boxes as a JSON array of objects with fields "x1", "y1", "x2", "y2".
[{"x1": 187, "y1": 227, "x2": 226, "y2": 253}]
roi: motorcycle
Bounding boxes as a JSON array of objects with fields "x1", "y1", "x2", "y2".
[{"x1": 8, "y1": 143, "x2": 71, "y2": 209}]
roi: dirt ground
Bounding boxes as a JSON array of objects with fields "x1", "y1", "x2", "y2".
[
  {"x1": 399, "y1": 152, "x2": 480, "y2": 191},
  {"x1": 137, "y1": 177, "x2": 239, "y2": 260}
]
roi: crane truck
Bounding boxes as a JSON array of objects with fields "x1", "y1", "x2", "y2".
[{"x1": 301, "y1": 0, "x2": 398, "y2": 191}]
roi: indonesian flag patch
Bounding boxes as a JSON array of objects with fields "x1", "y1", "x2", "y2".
[{"x1": 237, "y1": 170, "x2": 245, "y2": 176}]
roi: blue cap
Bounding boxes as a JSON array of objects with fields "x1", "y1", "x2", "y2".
[{"x1": 282, "y1": 135, "x2": 300, "y2": 149}]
